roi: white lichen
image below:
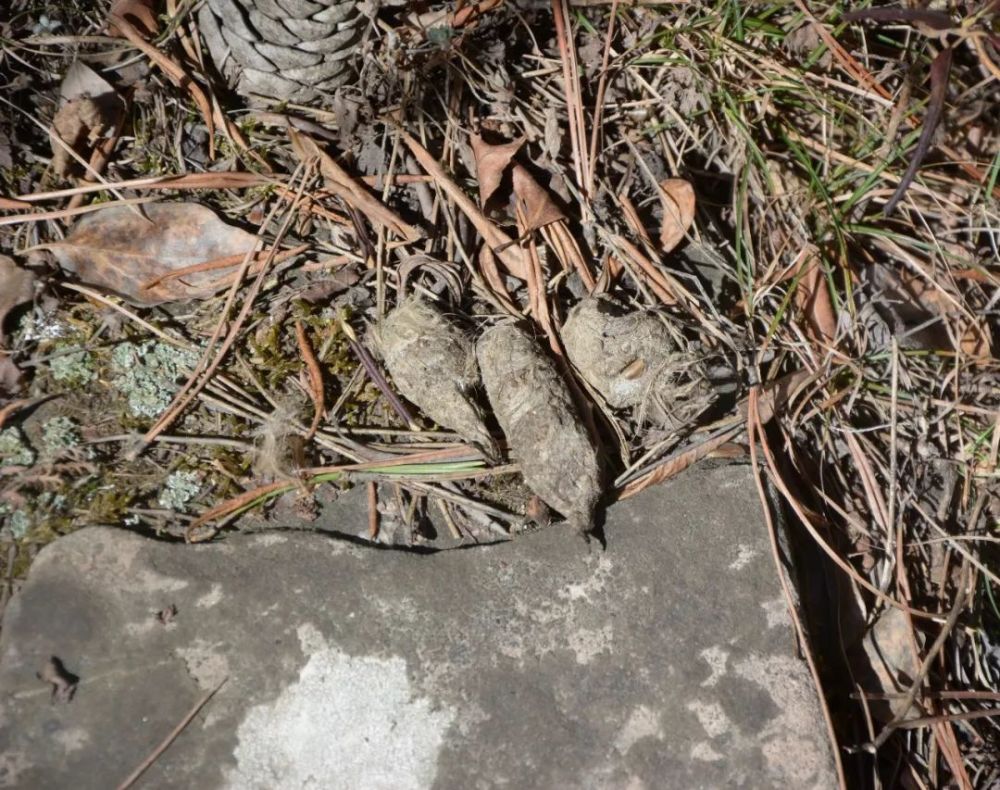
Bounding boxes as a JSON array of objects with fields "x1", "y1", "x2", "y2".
[
  {"x1": 0, "y1": 427, "x2": 36, "y2": 467},
  {"x1": 158, "y1": 470, "x2": 203, "y2": 512},
  {"x1": 112, "y1": 340, "x2": 199, "y2": 419},
  {"x1": 50, "y1": 347, "x2": 95, "y2": 385}
]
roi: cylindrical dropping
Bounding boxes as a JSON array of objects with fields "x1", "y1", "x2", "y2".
[
  {"x1": 377, "y1": 296, "x2": 497, "y2": 460},
  {"x1": 562, "y1": 296, "x2": 715, "y2": 432},
  {"x1": 477, "y1": 323, "x2": 601, "y2": 535}
]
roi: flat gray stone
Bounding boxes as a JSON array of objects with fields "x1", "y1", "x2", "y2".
[{"x1": 0, "y1": 466, "x2": 835, "y2": 788}]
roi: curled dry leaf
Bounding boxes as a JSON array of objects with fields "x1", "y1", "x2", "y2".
[
  {"x1": 108, "y1": 0, "x2": 158, "y2": 36},
  {"x1": 477, "y1": 322, "x2": 601, "y2": 536},
  {"x1": 0, "y1": 255, "x2": 35, "y2": 345},
  {"x1": 36, "y1": 203, "x2": 260, "y2": 305},
  {"x1": 470, "y1": 134, "x2": 524, "y2": 208},
  {"x1": 0, "y1": 255, "x2": 35, "y2": 396},
  {"x1": 562, "y1": 296, "x2": 716, "y2": 432},
  {"x1": 657, "y1": 178, "x2": 695, "y2": 253},
  {"x1": 791, "y1": 248, "x2": 837, "y2": 346},
  {"x1": 375, "y1": 296, "x2": 498, "y2": 461},
  {"x1": 512, "y1": 165, "x2": 565, "y2": 233},
  {"x1": 50, "y1": 63, "x2": 124, "y2": 179}
]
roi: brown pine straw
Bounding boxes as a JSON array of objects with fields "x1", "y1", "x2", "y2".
[
  {"x1": 747, "y1": 386, "x2": 847, "y2": 789},
  {"x1": 108, "y1": 11, "x2": 216, "y2": 159},
  {"x1": 141, "y1": 244, "x2": 309, "y2": 291},
  {"x1": 294, "y1": 319, "x2": 325, "y2": 441},
  {"x1": 116, "y1": 676, "x2": 227, "y2": 790}
]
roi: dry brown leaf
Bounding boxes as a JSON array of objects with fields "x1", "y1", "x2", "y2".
[
  {"x1": 0, "y1": 255, "x2": 34, "y2": 396},
  {"x1": 50, "y1": 98, "x2": 113, "y2": 178},
  {"x1": 873, "y1": 263, "x2": 991, "y2": 357},
  {"x1": 512, "y1": 165, "x2": 565, "y2": 232},
  {"x1": 108, "y1": 0, "x2": 158, "y2": 37},
  {"x1": 469, "y1": 134, "x2": 523, "y2": 208},
  {"x1": 35, "y1": 203, "x2": 260, "y2": 305},
  {"x1": 657, "y1": 178, "x2": 695, "y2": 253},
  {"x1": 50, "y1": 63, "x2": 125, "y2": 180},
  {"x1": 400, "y1": 130, "x2": 529, "y2": 280},
  {"x1": 0, "y1": 255, "x2": 35, "y2": 345},
  {"x1": 791, "y1": 248, "x2": 837, "y2": 346},
  {"x1": 897, "y1": 267, "x2": 991, "y2": 358}
]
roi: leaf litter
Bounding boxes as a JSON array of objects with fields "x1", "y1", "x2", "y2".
[{"x1": 1, "y1": 1, "x2": 999, "y2": 781}]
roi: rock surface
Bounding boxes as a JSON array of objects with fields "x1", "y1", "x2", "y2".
[{"x1": 0, "y1": 466, "x2": 835, "y2": 789}]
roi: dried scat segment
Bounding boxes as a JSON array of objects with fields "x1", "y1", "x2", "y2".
[
  {"x1": 477, "y1": 323, "x2": 601, "y2": 536},
  {"x1": 562, "y1": 296, "x2": 716, "y2": 434},
  {"x1": 375, "y1": 296, "x2": 498, "y2": 461}
]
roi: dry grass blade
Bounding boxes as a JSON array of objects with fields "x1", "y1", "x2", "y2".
[
  {"x1": 115, "y1": 676, "x2": 227, "y2": 790},
  {"x1": 883, "y1": 47, "x2": 953, "y2": 215}
]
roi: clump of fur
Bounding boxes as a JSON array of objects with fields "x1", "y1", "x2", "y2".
[
  {"x1": 476, "y1": 323, "x2": 601, "y2": 536},
  {"x1": 562, "y1": 296, "x2": 716, "y2": 433},
  {"x1": 375, "y1": 296, "x2": 498, "y2": 460}
]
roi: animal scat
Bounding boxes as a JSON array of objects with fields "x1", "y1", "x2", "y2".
[
  {"x1": 376, "y1": 296, "x2": 498, "y2": 460},
  {"x1": 476, "y1": 322, "x2": 601, "y2": 537},
  {"x1": 562, "y1": 296, "x2": 716, "y2": 433}
]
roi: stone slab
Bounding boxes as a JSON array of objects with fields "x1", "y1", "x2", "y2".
[{"x1": 0, "y1": 466, "x2": 835, "y2": 788}]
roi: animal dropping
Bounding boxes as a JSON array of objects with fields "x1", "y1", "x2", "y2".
[
  {"x1": 562, "y1": 296, "x2": 716, "y2": 433},
  {"x1": 375, "y1": 295, "x2": 497, "y2": 460},
  {"x1": 477, "y1": 323, "x2": 601, "y2": 537}
]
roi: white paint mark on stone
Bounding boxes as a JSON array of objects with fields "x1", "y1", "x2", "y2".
[
  {"x1": 567, "y1": 625, "x2": 613, "y2": 665},
  {"x1": 698, "y1": 645, "x2": 729, "y2": 687},
  {"x1": 250, "y1": 533, "x2": 288, "y2": 546},
  {"x1": 176, "y1": 640, "x2": 230, "y2": 690},
  {"x1": 760, "y1": 597, "x2": 791, "y2": 629},
  {"x1": 196, "y1": 583, "x2": 223, "y2": 609},
  {"x1": 690, "y1": 741, "x2": 723, "y2": 762},
  {"x1": 53, "y1": 726, "x2": 90, "y2": 754},
  {"x1": 734, "y1": 653, "x2": 833, "y2": 788},
  {"x1": 685, "y1": 700, "x2": 732, "y2": 738},
  {"x1": 614, "y1": 705, "x2": 663, "y2": 753},
  {"x1": 225, "y1": 624, "x2": 456, "y2": 790},
  {"x1": 728, "y1": 543, "x2": 759, "y2": 570}
]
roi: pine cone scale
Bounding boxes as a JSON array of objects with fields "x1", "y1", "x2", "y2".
[{"x1": 200, "y1": 0, "x2": 364, "y2": 104}]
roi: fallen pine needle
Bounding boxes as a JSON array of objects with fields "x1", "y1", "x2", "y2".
[{"x1": 116, "y1": 676, "x2": 227, "y2": 790}]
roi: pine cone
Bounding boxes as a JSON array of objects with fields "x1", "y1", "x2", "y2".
[{"x1": 198, "y1": 0, "x2": 364, "y2": 105}]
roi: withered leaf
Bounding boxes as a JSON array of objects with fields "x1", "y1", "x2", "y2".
[
  {"x1": 38, "y1": 203, "x2": 259, "y2": 305},
  {"x1": 657, "y1": 178, "x2": 695, "y2": 253},
  {"x1": 50, "y1": 63, "x2": 124, "y2": 179},
  {"x1": 469, "y1": 134, "x2": 523, "y2": 208},
  {"x1": 59, "y1": 61, "x2": 115, "y2": 104},
  {"x1": 0, "y1": 255, "x2": 35, "y2": 345},
  {"x1": 512, "y1": 165, "x2": 565, "y2": 232},
  {"x1": 108, "y1": 0, "x2": 159, "y2": 36},
  {"x1": 50, "y1": 98, "x2": 111, "y2": 178},
  {"x1": 791, "y1": 248, "x2": 837, "y2": 346}
]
